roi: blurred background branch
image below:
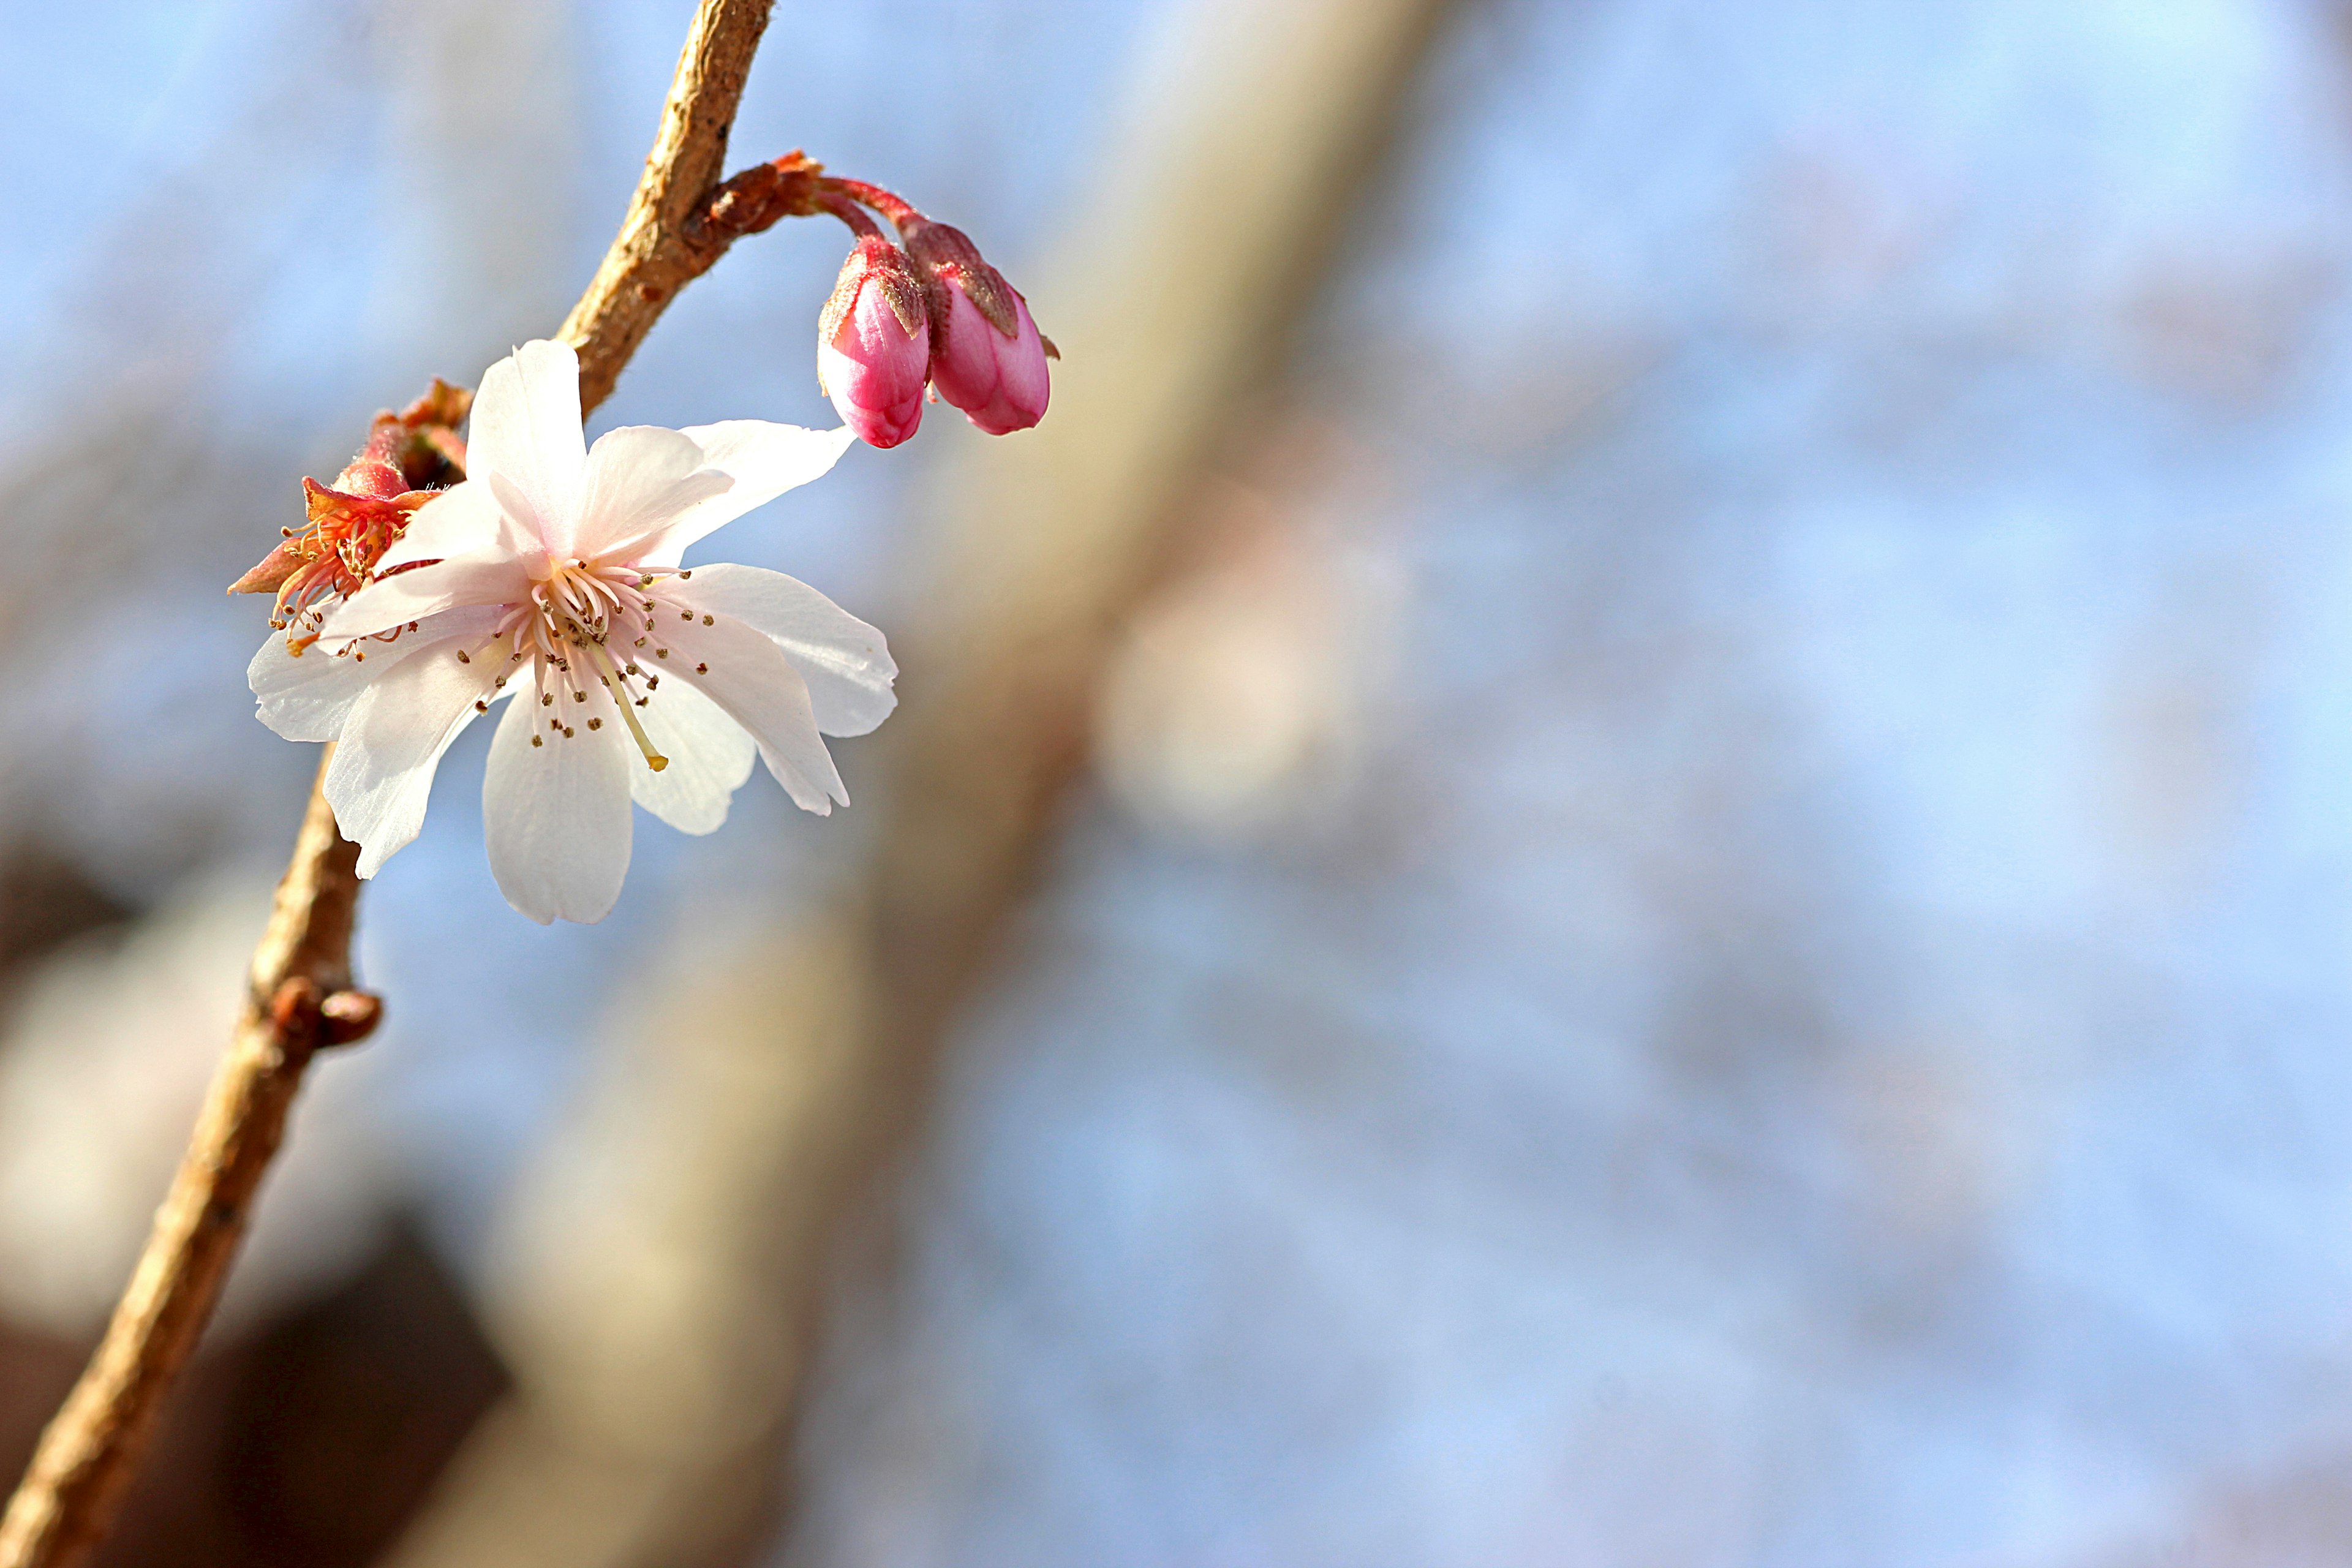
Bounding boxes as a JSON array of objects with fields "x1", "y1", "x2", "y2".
[
  {"x1": 382, "y1": 1, "x2": 1458, "y2": 1564},
  {"x1": 0, "y1": 771, "x2": 371, "y2": 1568},
  {"x1": 11, "y1": 1, "x2": 2352, "y2": 1564},
  {"x1": 0, "y1": 2, "x2": 782, "y2": 1562}
]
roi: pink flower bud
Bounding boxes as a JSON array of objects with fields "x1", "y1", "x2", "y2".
[
  {"x1": 905, "y1": 223, "x2": 1052, "y2": 435},
  {"x1": 816, "y1": 237, "x2": 930, "y2": 448}
]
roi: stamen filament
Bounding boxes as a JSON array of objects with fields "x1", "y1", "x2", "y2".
[{"x1": 582, "y1": 639, "x2": 668, "y2": 771}]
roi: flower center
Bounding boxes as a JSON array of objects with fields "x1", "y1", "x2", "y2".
[{"x1": 492, "y1": 558, "x2": 681, "y2": 772}]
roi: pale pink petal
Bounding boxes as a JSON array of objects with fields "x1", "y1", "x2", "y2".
[
  {"x1": 467, "y1": 340, "x2": 586, "y2": 556},
  {"x1": 571, "y1": 425, "x2": 734, "y2": 564},
  {"x1": 315, "y1": 552, "x2": 532, "y2": 643},
  {"x1": 622, "y1": 422, "x2": 856, "y2": 568},
  {"x1": 249, "y1": 634, "x2": 377, "y2": 744},
  {"x1": 324, "y1": 631, "x2": 509, "y2": 878},
  {"x1": 481, "y1": 673, "x2": 634, "y2": 924},
  {"x1": 669, "y1": 565, "x2": 895, "y2": 736},
  {"x1": 654, "y1": 602, "x2": 845, "y2": 813},
  {"x1": 375, "y1": 480, "x2": 529, "y2": 573},
  {"x1": 627, "y1": 674, "x2": 756, "y2": 834},
  {"x1": 250, "y1": 605, "x2": 503, "y2": 742}
]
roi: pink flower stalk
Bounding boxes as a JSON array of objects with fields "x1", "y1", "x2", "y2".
[
  {"x1": 905, "y1": 222, "x2": 1051, "y2": 435},
  {"x1": 816, "y1": 236, "x2": 930, "y2": 448}
]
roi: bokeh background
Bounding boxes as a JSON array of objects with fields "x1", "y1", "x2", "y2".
[{"x1": 8, "y1": 0, "x2": 2352, "y2": 1562}]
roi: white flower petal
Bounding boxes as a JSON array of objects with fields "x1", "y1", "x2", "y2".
[
  {"x1": 572, "y1": 426, "x2": 735, "y2": 564},
  {"x1": 249, "y1": 638, "x2": 377, "y2": 744},
  {"x1": 482, "y1": 673, "x2": 633, "y2": 924},
  {"x1": 246, "y1": 342, "x2": 879, "y2": 921},
  {"x1": 627, "y1": 673, "x2": 756, "y2": 834},
  {"x1": 250, "y1": 606, "x2": 503, "y2": 742},
  {"x1": 657, "y1": 605, "x2": 846, "y2": 813},
  {"x1": 467, "y1": 340, "x2": 586, "y2": 557},
  {"x1": 671, "y1": 565, "x2": 897, "y2": 736},
  {"x1": 316, "y1": 552, "x2": 531, "y2": 643},
  {"x1": 324, "y1": 632, "x2": 508, "y2": 878},
  {"x1": 375, "y1": 480, "x2": 531, "y2": 573},
  {"x1": 627, "y1": 421, "x2": 857, "y2": 568}
]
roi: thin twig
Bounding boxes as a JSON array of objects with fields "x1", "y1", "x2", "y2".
[{"x1": 0, "y1": 3, "x2": 778, "y2": 1562}]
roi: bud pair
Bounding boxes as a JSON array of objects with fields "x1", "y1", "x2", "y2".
[{"x1": 817, "y1": 225, "x2": 1052, "y2": 447}]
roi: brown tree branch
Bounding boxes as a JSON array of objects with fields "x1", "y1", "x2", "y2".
[
  {"x1": 0, "y1": 760, "x2": 373, "y2": 1568},
  {"x1": 0, "y1": 2, "x2": 780, "y2": 1563},
  {"x1": 558, "y1": 0, "x2": 782, "y2": 415}
]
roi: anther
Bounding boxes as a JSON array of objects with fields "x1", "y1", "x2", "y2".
[
  {"x1": 679, "y1": 570, "x2": 692, "y2": 579},
  {"x1": 456, "y1": 649, "x2": 470, "y2": 663},
  {"x1": 682, "y1": 610, "x2": 692, "y2": 620},
  {"x1": 695, "y1": 662, "x2": 708, "y2": 673},
  {"x1": 541, "y1": 693, "x2": 553, "y2": 706},
  {"x1": 474, "y1": 699, "x2": 488, "y2": 712},
  {"x1": 573, "y1": 690, "x2": 586, "y2": 702},
  {"x1": 588, "y1": 717, "x2": 602, "y2": 729},
  {"x1": 656, "y1": 649, "x2": 668, "y2": 659},
  {"x1": 701, "y1": 615, "x2": 714, "y2": 625},
  {"x1": 564, "y1": 726, "x2": 574, "y2": 737},
  {"x1": 532, "y1": 734, "x2": 543, "y2": 747}
]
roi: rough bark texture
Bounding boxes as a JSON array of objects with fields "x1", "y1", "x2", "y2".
[{"x1": 0, "y1": 763, "x2": 368, "y2": 1568}]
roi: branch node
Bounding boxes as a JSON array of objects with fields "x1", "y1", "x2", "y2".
[{"x1": 265, "y1": 976, "x2": 322, "y2": 1038}]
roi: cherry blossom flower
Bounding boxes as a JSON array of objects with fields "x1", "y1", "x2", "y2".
[{"x1": 249, "y1": 339, "x2": 894, "y2": 924}]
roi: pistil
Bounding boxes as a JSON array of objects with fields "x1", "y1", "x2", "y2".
[{"x1": 581, "y1": 637, "x2": 669, "y2": 772}]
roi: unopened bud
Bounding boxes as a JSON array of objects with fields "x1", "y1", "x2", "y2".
[
  {"x1": 905, "y1": 222, "x2": 1050, "y2": 435},
  {"x1": 817, "y1": 236, "x2": 930, "y2": 448},
  {"x1": 336, "y1": 458, "x2": 407, "y2": 501}
]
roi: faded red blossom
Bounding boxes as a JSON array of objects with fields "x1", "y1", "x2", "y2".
[{"x1": 231, "y1": 380, "x2": 472, "y2": 648}]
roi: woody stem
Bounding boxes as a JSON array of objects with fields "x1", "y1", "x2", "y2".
[{"x1": 0, "y1": 2, "x2": 777, "y2": 1564}]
